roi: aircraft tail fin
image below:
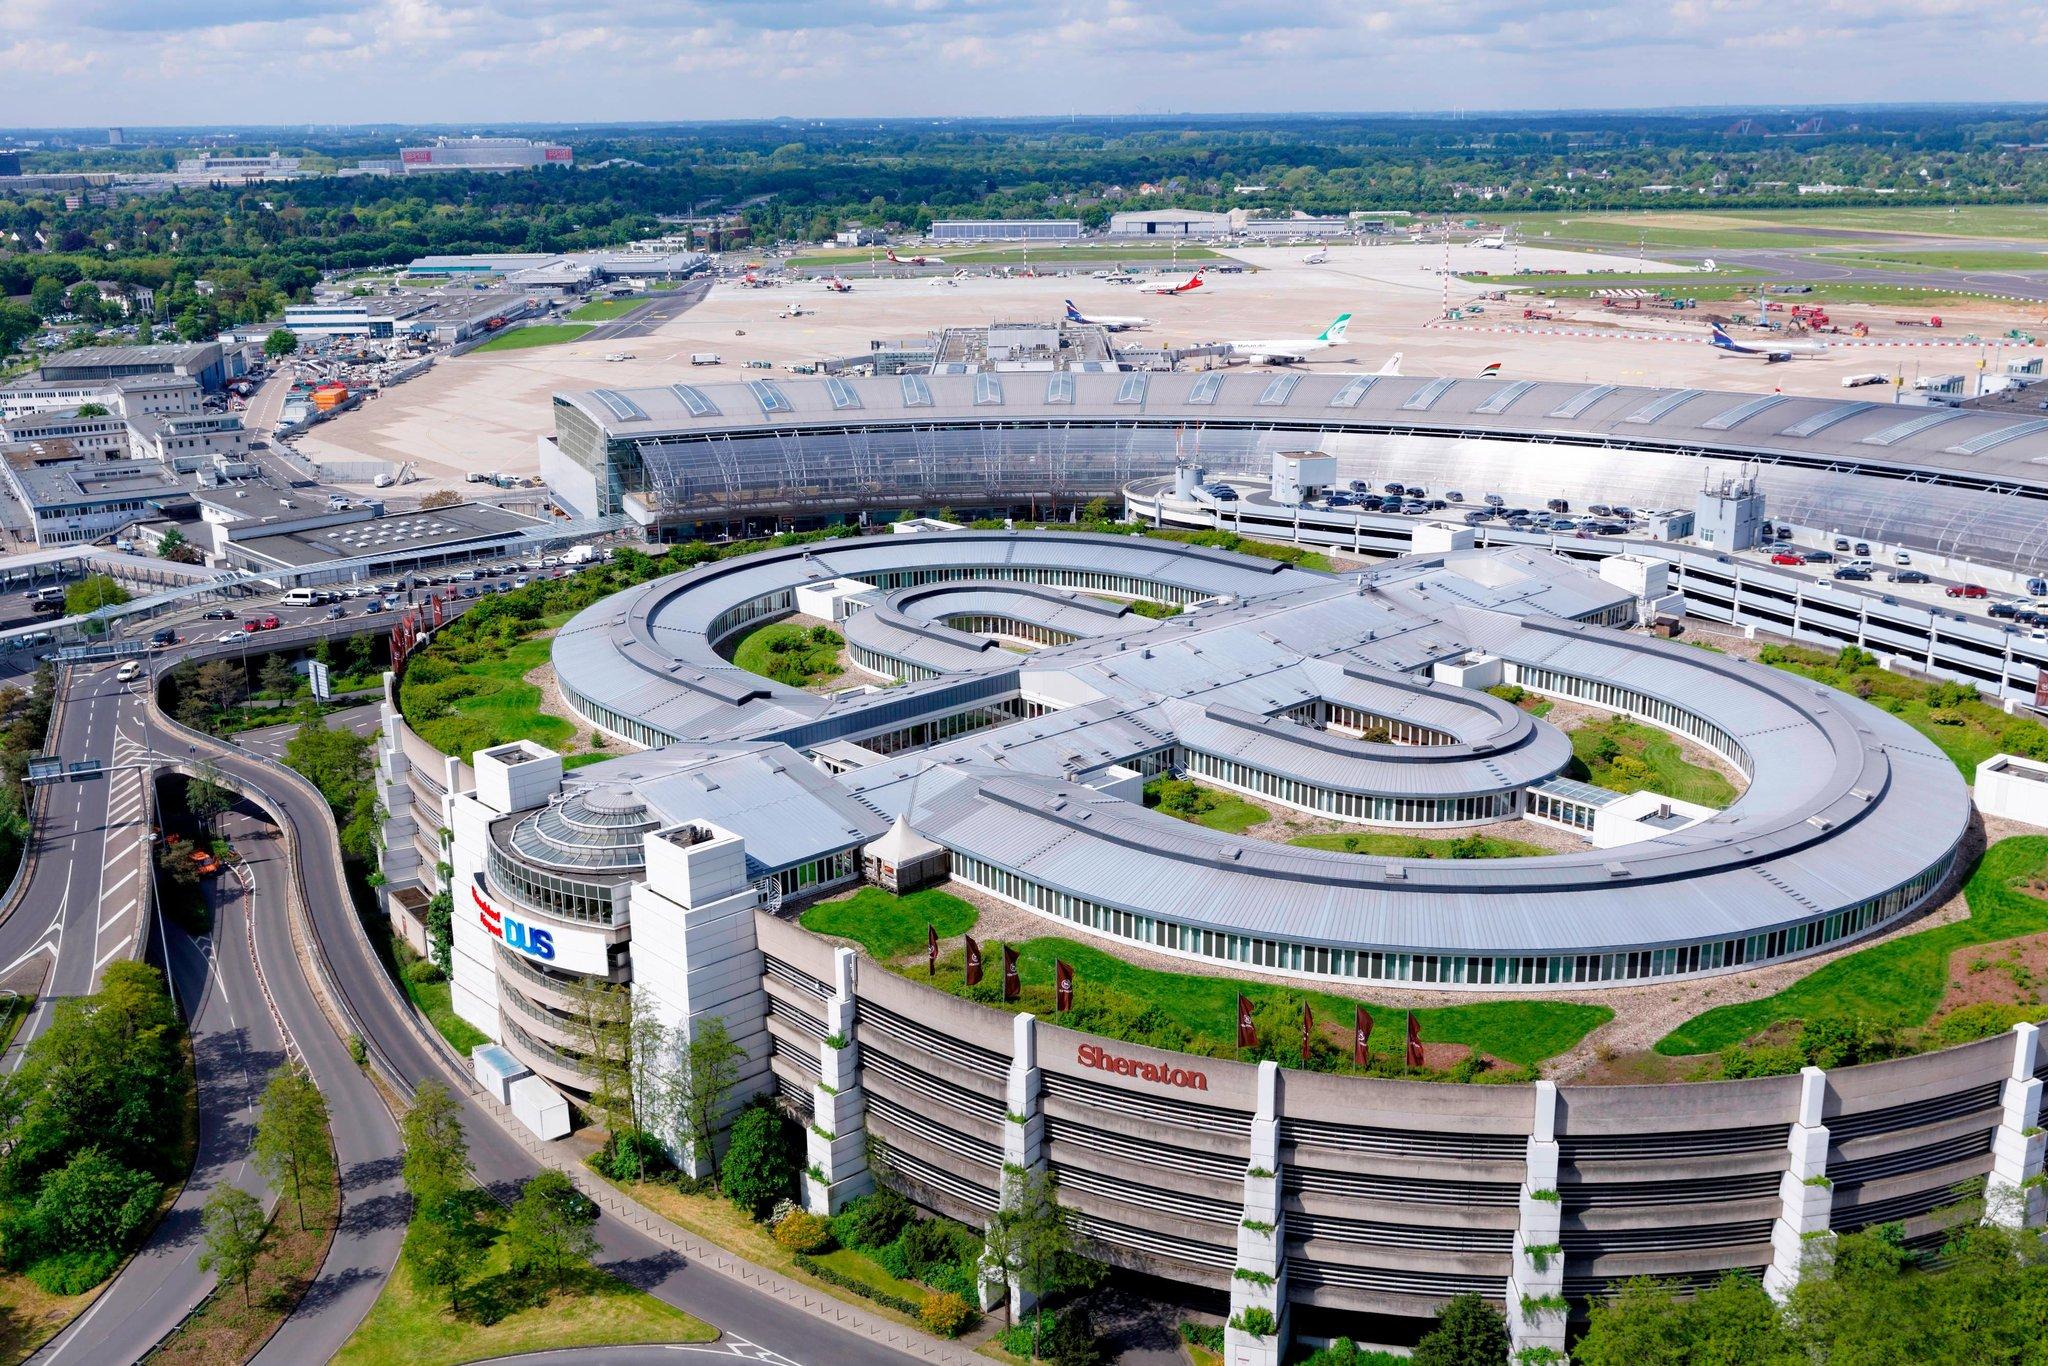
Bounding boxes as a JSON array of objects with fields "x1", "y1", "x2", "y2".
[
  {"x1": 1320, "y1": 313, "x2": 1352, "y2": 343},
  {"x1": 1375, "y1": 353, "x2": 1404, "y2": 377}
]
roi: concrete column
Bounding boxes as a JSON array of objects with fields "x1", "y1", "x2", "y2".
[
  {"x1": 802, "y1": 947, "x2": 873, "y2": 1216},
  {"x1": 1506, "y1": 1080, "x2": 1565, "y2": 1362},
  {"x1": 1985, "y1": 1023, "x2": 2046, "y2": 1229},
  {"x1": 1225, "y1": 1060, "x2": 1286, "y2": 1366},
  {"x1": 980, "y1": 1012, "x2": 1046, "y2": 1314},
  {"x1": 1764, "y1": 1066, "x2": 1834, "y2": 1300}
]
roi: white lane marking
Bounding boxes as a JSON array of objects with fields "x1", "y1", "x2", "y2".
[
  {"x1": 98, "y1": 898, "x2": 136, "y2": 934},
  {"x1": 0, "y1": 937, "x2": 56, "y2": 975},
  {"x1": 103, "y1": 868, "x2": 138, "y2": 900},
  {"x1": 92, "y1": 934, "x2": 132, "y2": 971}
]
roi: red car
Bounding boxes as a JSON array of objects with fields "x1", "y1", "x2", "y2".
[
  {"x1": 241, "y1": 618, "x2": 262, "y2": 633},
  {"x1": 1945, "y1": 584, "x2": 1989, "y2": 599},
  {"x1": 1770, "y1": 552, "x2": 1805, "y2": 566}
]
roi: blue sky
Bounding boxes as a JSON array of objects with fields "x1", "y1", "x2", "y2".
[{"x1": 1, "y1": 0, "x2": 2042, "y2": 124}]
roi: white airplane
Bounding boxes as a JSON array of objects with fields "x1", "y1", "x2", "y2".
[
  {"x1": 1303, "y1": 247, "x2": 1329, "y2": 265},
  {"x1": 1376, "y1": 353, "x2": 1403, "y2": 376},
  {"x1": 1471, "y1": 234, "x2": 1509, "y2": 249},
  {"x1": 1710, "y1": 323, "x2": 1826, "y2": 362},
  {"x1": 1221, "y1": 313, "x2": 1352, "y2": 365},
  {"x1": 885, "y1": 247, "x2": 945, "y2": 266},
  {"x1": 1064, "y1": 300, "x2": 1148, "y2": 331},
  {"x1": 1136, "y1": 272, "x2": 1205, "y2": 297},
  {"x1": 603, "y1": 352, "x2": 634, "y2": 362},
  {"x1": 780, "y1": 301, "x2": 811, "y2": 318}
]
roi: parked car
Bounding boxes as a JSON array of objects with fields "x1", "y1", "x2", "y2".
[
  {"x1": 1805, "y1": 550, "x2": 1836, "y2": 564},
  {"x1": 202, "y1": 608, "x2": 237, "y2": 621},
  {"x1": 1946, "y1": 584, "x2": 1990, "y2": 599},
  {"x1": 1853, "y1": 542, "x2": 1870, "y2": 557},
  {"x1": 1889, "y1": 570, "x2": 1930, "y2": 584},
  {"x1": 1833, "y1": 537, "x2": 1850, "y2": 551},
  {"x1": 1833, "y1": 566, "x2": 1872, "y2": 582},
  {"x1": 1989, "y1": 602, "x2": 2019, "y2": 619}
]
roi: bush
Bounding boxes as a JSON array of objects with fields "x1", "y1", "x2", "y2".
[
  {"x1": 831, "y1": 1187, "x2": 913, "y2": 1251},
  {"x1": 917, "y1": 1289, "x2": 974, "y2": 1338},
  {"x1": 590, "y1": 1128, "x2": 673, "y2": 1183},
  {"x1": 403, "y1": 956, "x2": 446, "y2": 984},
  {"x1": 773, "y1": 1209, "x2": 834, "y2": 1253},
  {"x1": 791, "y1": 1250, "x2": 922, "y2": 1316},
  {"x1": 1040, "y1": 1303, "x2": 1106, "y2": 1366},
  {"x1": 1228, "y1": 1306, "x2": 1277, "y2": 1337},
  {"x1": 1932, "y1": 1001, "x2": 2043, "y2": 1045},
  {"x1": 1797, "y1": 1016, "x2": 1903, "y2": 1069},
  {"x1": 898, "y1": 1216, "x2": 977, "y2": 1279},
  {"x1": 23, "y1": 1247, "x2": 121, "y2": 1295},
  {"x1": 1412, "y1": 1292, "x2": 1510, "y2": 1366},
  {"x1": 720, "y1": 1102, "x2": 800, "y2": 1218},
  {"x1": 1180, "y1": 1321, "x2": 1226, "y2": 1351}
]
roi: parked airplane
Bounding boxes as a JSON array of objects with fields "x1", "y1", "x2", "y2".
[
  {"x1": 780, "y1": 301, "x2": 811, "y2": 317},
  {"x1": 1064, "y1": 300, "x2": 1148, "y2": 331},
  {"x1": 822, "y1": 275, "x2": 853, "y2": 293},
  {"x1": 886, "y1": 248, "x2": 945, "y2": 266},
  {"x1": 1303, "y1": 247, "x2": 1329, "y2": 265},
  {"x1": 1471, "y1": 234, "x2": 1508, "y2": 249},
  {"x1": 1376, "y1": 353, "x2": 1403, "y2": 376},
  {"x1": 1710, "y1": 322, "x2": 1825, "y2": 362},
  {"x1": 1136, "y1": 272, "x2": 1205, "y2": 296},
  {"x1": 1221, "y1": 313, "x2": 1352, "y2": 365}
]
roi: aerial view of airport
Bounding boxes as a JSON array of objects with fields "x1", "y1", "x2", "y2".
[{"x1": 2, "y1": 10, "x2": 2048, "y2": 1366}]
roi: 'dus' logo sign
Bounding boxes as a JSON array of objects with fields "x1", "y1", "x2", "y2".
[{"x1": 473, "y1": 883, "x2": 555, "y2": 961}]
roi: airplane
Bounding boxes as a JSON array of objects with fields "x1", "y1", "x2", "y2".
[
  {"x1": 821, "y1": 275, "x2": 853, "y2": 293},
  {"x1": 603, "y1": 352, "x2": 634, "y2": 362},
  {"x1": 1376, "y1": 353, "x2": 1403, "y2": 377},
  {"x1": 780, "y1": 301, "x2": 811, "y2": 318},
  {"x1": 1303, "y1": 247, "x2": 1329, "y2": 266},
  {"x1": 1137, "y1": 272, "x2": 1205, "y2": 297},
  {"x1": 1220, "y1": 313, "x2": 1352, "y2": 365},
  {"x1": 885, "y1": 248, "x2": 945, "y2": 267},
  {"x1": 1709, "y1": 322, "x2": 1826, "y2": 362},
  {"x1": 739, "y1": 268, "x2": 771, "y2": 288},
  {"x1": 1064, "y1": 300, "x2": 1148, "y2": 331}
]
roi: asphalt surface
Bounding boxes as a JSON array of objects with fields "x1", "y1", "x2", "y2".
[{"x1": 580, "y1": 279, "x2": 712, "y2": 343}]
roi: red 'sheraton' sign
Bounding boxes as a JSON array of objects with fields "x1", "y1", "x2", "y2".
[{"x1": 1076, "y1": 1043, "x2": 1208, "y2": 1091}]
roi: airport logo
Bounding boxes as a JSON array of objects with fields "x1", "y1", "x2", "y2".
[
  {"x1": 1076, "y1": 1042, "x2": 1208, "y2": 1091},
  {"x1": 473, "y1": 883, "x2": 555, "y2": 962}
]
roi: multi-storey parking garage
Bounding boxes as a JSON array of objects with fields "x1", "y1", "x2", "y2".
[{"x1": 378, "y1": 374, "x2": 2048, "y2": 1362}]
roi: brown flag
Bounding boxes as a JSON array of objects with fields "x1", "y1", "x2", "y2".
[
  {"x1": 964, "y1": 935, "x2": 983, "y2": 987},
  {"x1": 1300, "y1": 1004, "x2": 1314, "y2": 1065},
  {"x1": 1055, "y1": 959, "x2": 1073, "y2": 1012},
  {"x1": 1002, "y1": 945, "x2": 1021, "y2": 1002},
  {"x1": 1236, "y1": 994, "x2": 1257, "y2": 1049},
  {"x1": 926, "y1": 924, "x2": 939, "y2": 976},
  {"x1": 1405, "y1": 1011, "x2": 1425, "y2": 1068},
  {"x1": 1354, "y1": 1008, "x2": 1373, "y2": 1067}
]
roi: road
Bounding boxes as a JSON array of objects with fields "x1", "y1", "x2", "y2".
[
  {"x1": 580, "y1": 279, "x2": 712, "y2": 343},
  {"x1": 0, "y1": 663, "x2": 154, "y2": 1057},
  {"x1": 32, "y1": 818, "x2": 285, "y2": 1364}
]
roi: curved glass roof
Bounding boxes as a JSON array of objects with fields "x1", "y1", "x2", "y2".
[{"x1": 508, "y1": 784, "x2": 659, "y2": 872}]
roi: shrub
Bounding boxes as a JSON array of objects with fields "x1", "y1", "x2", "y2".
[
  {"x1": 1040, "y1": 1303, "x2": 1106, "y2": 1366},
  {"x1": 773, "y1": 1209, "x2": 834, "y2": 1253},
  {"x1": 1719, "y1": 1042, "x2": 1806, "y2": 1078},
  {"x1": 1228, "y1": 1306, "x2": 1277, "y2": 1337},
  {"x1": 720, "y1": 1102, "x2": 801, "y2": 1218},
  {"x1": 1414, "y1": 1292, "x2": 1511, "y2": 1366},
  {"x1": 898, "y1": 1216, "x2": 977, "y2": 1279},
  {"x1": 1180, "y1": 1321, "x2": 1226, "y2": 1351},
  {"x1": 917, "y1": 1289, "x2": 974, "y2": 1338},
  {"x1": 831, "y1": 1187, "x2": 913, "y2": 1251},
  {"x1": 590, "y1": 1128, "x2": 672, "y2": 1183},
  {"x1": 403, "y1": 956, "x2": 446, "y2": 984},
  {"x1": 1797, "y1": 1016, "x2": 1903, "y2": 1069},
  {"x1": 24, "y1": 1248, "x2": 121, "y2": 1295},
  {"x1": 1933, "y1": 1001, "x2": 2043, "y2": 1045}
]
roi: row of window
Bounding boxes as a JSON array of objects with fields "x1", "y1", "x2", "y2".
[
  {"x1": 1510, "y1": 663, "x2": 1753, "y2": 777},
  {"x1": 1183, "y1": 749, "x2": 1517, "y2": 827},
  {"x1": 486, "y1": 840, "x2": 622, "y2": 926},
  {"x1": 1323, "y1": 700, "x2": 1454, "y2": 747},
  {"x1": 1526, "y1": 790, "x2": 1597, "y2": 831},
  {"x1": 950, "y1": 847, "x2": 1952, "y2": 989},
  {"x1": 941, "y1": 613, "x2": 1077, "y2": 647}
]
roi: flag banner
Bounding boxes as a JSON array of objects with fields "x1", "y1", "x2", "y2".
[
  {"x1": 1354, "y1": 1008, "x2": 1373, "y2": 1066},
  {"x1": 1002, "y1": 945, "x2": 1021, "y2": 1002},
  {"x1": 965, "y1": 935, "x2": 983, "y2": 987},
  {"x1": 1237, "y1": 994, "x2": 1257, "y2": 1049},
  {"x1": 926, "y1": 924, "x2": 938, "y2": 976},
  {"x1": 1055, "y1": 959, "x2": 1073, "y2": 1012}
]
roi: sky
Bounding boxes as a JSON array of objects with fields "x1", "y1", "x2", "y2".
[{"x1": 0, "y1": 0, "x2": 2044, "y2": 125}]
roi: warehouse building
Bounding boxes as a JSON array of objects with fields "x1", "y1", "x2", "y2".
[
  {"x1": 929, "y1": 220, "x2": 1083, "y2": 242},
  {"x1": 1107, "y1": 208, "x2": 1235, "y2": 237},
  {"x1": 33, "y1": 342, "x2": 231, "y2": 393},
  {"x1": 397, "y1": 136, "x2": 572, "y2": 173}
]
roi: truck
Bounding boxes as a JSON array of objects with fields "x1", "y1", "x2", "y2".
[
  {"x1": 563, "y1": 544, "x2": 601, "y2": 566},
  {"x1": 689, "y1": 353, "x2": 722, "y2": 366},
  {"x1": 1841, "y1": 373, "x2": 1888, "y2": 388}
]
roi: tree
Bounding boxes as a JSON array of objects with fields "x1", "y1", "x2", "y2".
[
  {"x1": 65, "y1": 283, "x2": 103, "y2": 323},
  {"x1": 282, "y1": 711, "x2": 372, "y2": 811},
  {"x1": 504, "y1": 1169, "x2": 598, "y2": 1290},
  {"x1": 984, "y1": 1165, "x2": 1074, "y2": 1358},
  {"x1": 185, "y1": 760, "x2": 234, "y2": 837},
  {"x1": 719, "y1": 1102, "x2": 798, "y2": 1218},
  {"x1": 190, "y1": 659, "x2": 245, "y2": 716},
  {"x1": 400, "y1": 1081, "x2": 468, "y2": 1216},
  {"x1": 673, "y1": 1017, "x2": 744, "y2": 1178},
  {"x1": 1411, "y1": 1292, "x2": 1511, "y2": 1366},
  {"x1": 18, "y1": 1146, "x2": 161, "y2": 1262},
  {"x1": 258, "y1": 654, "x2": 297, "y2": 697},
  {"x1": 197, "y1": 1184, "x2": 266, "y2": 1305},
  {"x1": 570, "y1": 980, "x2": 635, "y2": 1137},
  {"x1": 1576, "y1": 1274, "x2": 1800, "y2": 1366},
  {"x1": 252, "y1": 1064, "x2": 332, "y2": 1230},
  {"x1": 404, "y1": 1204, "x2": 471, "y2": 1307},
  {"x1": 0, "y1": 301, "x2": 39, "y2": 355},
  {"x1": 263, "y1": 328, "x2": 297, "y2": 358},
  {"x1": 28, "y1": 277, "x2": 65, "y2": 318},
  {"x1": 134, "y1": 315, "x2": 154, "y2": 345},
  {"x1": 156, "y1": 527, "x2": 186, "y2": 555},
  {"x1": 74, "y1": 402, "x2": 110, "y2": 418},
  {"x1": 418, "y1": 489, "x2": 463, "y2": 510},
  {"x1": 63, "y1": 574, "x2": 130, "y2": 616}
]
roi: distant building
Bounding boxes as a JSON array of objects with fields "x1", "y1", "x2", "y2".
[
  {"x1": 835, "y1": 228, "x2": 886, "y2": 247},
  {"x1": 34, "y1": 342, "x2": 230, "y2": 393},
  {"x1": 106, "y1": 127, "x2": 124, "y2": 146},
  {"x1": 398, "y1": 137, "x2": 572, "y2": 174},
  {"x1": 1107, "y1": 209, "x2": 1234, "y2": 237},
  {"x1": 0, "y1": 151, "x2": 19, "y2": 177},
  {"x1": 929, "y1": 220, "x2": 1082, "y2": 243},
  {"x1": 169, "y1": 153, "x2": 302, "y2": 184},
  {"x1": 1239, "y1": 215, "x2": 1351, "y2": 240}
]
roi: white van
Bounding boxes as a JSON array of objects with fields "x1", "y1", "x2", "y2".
[
  {"x1": 281, "y1": 588, "x2": 321, "y2": 607},
  {"x1": 116, "y1": 661, "x2": 141, "y2": 682}
]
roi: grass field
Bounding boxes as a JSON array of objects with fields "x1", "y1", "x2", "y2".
[
  {"x1": 335, "y1": 1218, "x2": 713, "y2": 1366},
  {"x1": 1568, "y1": 716, "x2": 1737, "y2": 808},
  {"x1": 729, "y1": 620, "x2": 844, "y2": 689},
  {"x1": 1144, "y1": 776, "x2": 1270, "y2": 835},
  {"x1": 801, "y1": 888, "x2": 1611, "y2": 1068},
  {"x1": 1506, "y1": 205, "x2": 2048, "y2": 251},
  {"x1": 1289, "y1": 831, "x2": 1549, "y2": 859},
  {"x1": 567, "y1": 297, "x2": 648, "y2": 322},
  {"x1": 1657, "y1": 837, "x2": 2048, "y2": 1055},
  {"x1": 471, "y1": 324, "x2": 594, "y2": 353},
  {"x1": 1821, "y1": 248, "x2": 2048, "y2": 272},
  {"x1": 408, "y1": 630, "x2": 578, "y2": 757}
]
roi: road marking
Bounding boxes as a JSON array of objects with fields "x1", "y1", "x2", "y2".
[
  {"x1": 0, "y1": 937, "x2": 56, "y2": 975},
  {"x1": 92, "y1": 934, "x2": 132, "y2": 971},
  {"x1": 98, "y1": 898, "x2": 136, "y2": 934},
  {"x1": 102, "y1": 867, "x2": 137, "y2": 900}
]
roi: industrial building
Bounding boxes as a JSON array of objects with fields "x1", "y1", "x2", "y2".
[
  {"x1": 206, "y1": 496, "x2": 540, "y2": 581},
  {"x1": 929, "y1": 219, "x2": 1083, "y2": 242},
  {"x1": 1108, "y1": 208, "x2": 1235, "y2": 236},
  {"x1": 283, "y1": 289, "x2": 540, "y2": 344},
  {"x1": 375, "y1": 517, "x2": 2038, "y2": 1366},
  {"x1": 169, "y1": 152, "x2": 302, "y2": 184},
  {"x1": 31, "y1": 342, "x2": 232, "y2": 393},
  {"x1": 396, "y1": 136, "x2": 573, "y2": 173}
]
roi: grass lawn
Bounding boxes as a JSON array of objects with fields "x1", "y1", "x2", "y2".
[
  {"x1": 1658, "y1": 837, "x2": 2048, "y2": 1056},
  {"x1": 1755, "y1": 643, "x2": 2048, "y2": 779},
  {"x1": 471, "y1": 324, "x2": 593, "y2": 353},
  {"x1": 1568, "y1": 715, "x2": 1737, "y2": 808},
  {"x1": 567, "y1": 297, "x2": 647, "y2": 322},
  {"x1": 405, "y1": 627, "x2": 594, "y2": 763},
  {"x1": 808, "y1": 1246, "x2": 928, "y2": 1302},
  {"x1": 395, "y1": 943, "x2": 491, "y2": 1055},
  {"x1": 1505, "y1": 205, "x2": 2048, "y2": 251},
  {"x1": 1821, "y1": 248, "x2": 2048, "y2": 272},
  {"x1": 1144, "y1": 776, "x2": 1270, "y2": 835},
  {"x1": 728, "y1": 620, "x2": 844, "y2": 689},
  {"x1": 800, "y1": 885, "x2": 977, "y2": 959},
  {"x1": 1289, "y1": 831, "x2": 1549, "y2": 859},
  {"x1": 801, "y1": 888, "x2": 1609, "y2": 1068},
  {"x1": 334, "y1": 1218, "x2": 713, "y2": 1366},
  {"x1": 1138, "y1": 526, "x2": 1333, "y2": 572},
  {"x1": 152, "y1": 1154, "x2": 339, "y2": 1365}
]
